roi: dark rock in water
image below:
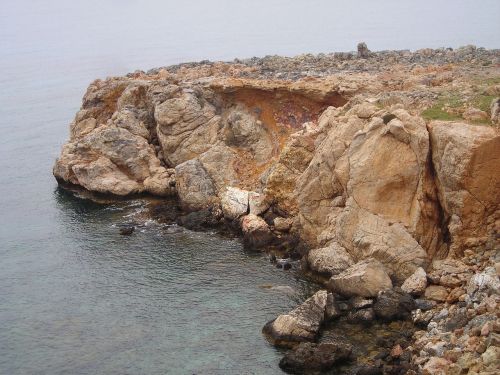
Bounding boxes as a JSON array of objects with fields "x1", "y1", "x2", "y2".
[
  {"x1": 283, "y1": 262, "x2": 292, "y2": 270},
  {"x1": 176, "y1": 208, "x2": 221, "y2": 230},
  {"x1": 119, "y1": 226, "x2": 135, "y2": 235},
  {"x1": 276, "y1": 263, "x2": 283, "y2": 269},
  {"x1": 279, "y1": 341, "x2": 352, "y2": 373},
  {"x1": 374, "y1": 288, "x2": 415, "y2": 321}
]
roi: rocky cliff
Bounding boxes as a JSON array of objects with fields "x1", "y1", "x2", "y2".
[{"x1": 54, "y1": 45, "x2": 500, "y2": 374}]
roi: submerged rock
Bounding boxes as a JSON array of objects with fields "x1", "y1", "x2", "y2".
[
  {"x1": 373, "y1": 288, "x2": 415, "y2": 321},
  {"x1": 119, "y1": 226, "x2": 135, "y2": 235},
  {"x1": 279, "y1": 341, "x2": 352, "y2": 373}
]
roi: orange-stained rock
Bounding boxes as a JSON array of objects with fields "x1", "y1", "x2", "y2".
[{"x1": 429, "y1": 121, "x2": 500, "y2": 256}]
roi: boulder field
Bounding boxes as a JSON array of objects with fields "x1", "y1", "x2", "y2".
[{"x1": 54, "y1": 45, "x2": 500, "y2": 373}]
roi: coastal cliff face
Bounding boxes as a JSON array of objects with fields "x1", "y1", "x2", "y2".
[{"x1": 54, "y1": 46, "x2": 500, "y2": 373}]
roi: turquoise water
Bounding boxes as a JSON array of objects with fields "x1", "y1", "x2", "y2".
[{"x1": 0, "y1": 0, "x2": 498, "y2": 374}]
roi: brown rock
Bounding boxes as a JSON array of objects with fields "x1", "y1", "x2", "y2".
[
  {"x1": 429, "y1": 121, "x2": 500, "y2": 255},
  {"x1": 328, "y1": 258, "x2": 393, "y2": 297},
  {"x1": 307, "y1": 242, "x2": 355, "y2": 277},
  {"x1": 424, "y1": 285, "x2": 449, "y2": 302}
]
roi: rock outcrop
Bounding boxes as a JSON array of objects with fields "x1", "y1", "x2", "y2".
[
  {"x1": 53, "y1": 46, "x2": 500, "y2": 375},
  {"x1": 262, "y1": 290, "x2": 328, "y2": 347},
  {"x1": 429, "y1": 121, "x2": 500, "y2": 256}
]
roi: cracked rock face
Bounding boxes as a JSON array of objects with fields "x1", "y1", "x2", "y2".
[
  {"x1": 53, "y1": 60, "x2": 500, "y2": 286},
  {"x1": 429, "y1": 121, "x2": 500, "y2": 256}
]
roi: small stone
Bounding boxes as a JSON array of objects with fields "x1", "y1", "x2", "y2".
[
  {"x1": 422, "y1": 357, "x2": 450, "y2": 375},
  {"x1": 119, "y1": 226, "x2": 135, "y2": 235},
  {"x1": 273, "y1": 217, "x2": 293, "y2": 232},
  {"x1": 481, "y1": 322, "x2": 491, "y2": 336},
  {"x1": 481, "y1": 346, "x2": 500, "y2": 366},
  {"x1": 390, "y1": 344, "x2": 403, "y2": 358},
  {"x1": 424, "y1": 285, "x2": 448, "y2": 302}
]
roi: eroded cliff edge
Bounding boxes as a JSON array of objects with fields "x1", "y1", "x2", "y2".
[{"x1": 54, "y1": 45, "x2": 500, "y2": 373}]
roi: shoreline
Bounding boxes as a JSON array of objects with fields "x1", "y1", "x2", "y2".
[{"x1": 53, "y1": 44, "x2": 500, "y2": 374}]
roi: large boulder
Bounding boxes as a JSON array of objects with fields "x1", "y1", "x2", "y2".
[
  {"x1": 221, "y1": 187, "x2": 249, "y2": 220},
  {"x1": 154, "y1": 90, "x2": 221, "y2": 166},
  {"x1": 327, "y1": 258, "x2": 393, "y2": 297},
  {"x1": 263, "y1": 290, "x2": 328, "y2": 347},
  {"x1": 295, "y1": 108, "x2": 441, "y2": 267},
  {"x1": 175, "y1": 159, "x2": 218, "y2": 211},
  {"x1": 307, "y1": 242, "x2": 355, "y2": 277},
  {"x1": 335, "y1": 201, "x2": 428, "y2": 282},
  {"x1": 53, "y1": 126, "x2": 174, "y2": 196},
  {"x1": 279, "y1": 341, "x2": 352, "y2": 373},
  {"x1": 373, "y1": 288, "x2": 416, "y2": 321},
  {"x1": 241, "y1": 214, "x2": 272, "y2": 249},
  {"x1": 401, "y1": 267, "x2": 428, "y2": 296},
  {"x1": 429, "y1": 121, "x2": 500, "y2": 255}
]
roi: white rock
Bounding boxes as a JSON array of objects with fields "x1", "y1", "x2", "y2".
[
  {"x1": 401, "y1": 267, "x2": 428, "y2": 296},
  {"x1": 221, "y1": 187, "x2": 249, "y2": 220}
]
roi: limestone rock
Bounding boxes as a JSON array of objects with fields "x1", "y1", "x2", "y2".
[
  {"x1": 248, "y1": 191, "x2": 270, "y2": 216},
  {"x1": 466, "y1": 267, "x2": 500, "y2": 302},
  {"x1": 175, "y1": 159, "x2": 217, "y2": 211},
  {"x1": 429, "y1": 121, "x2": 500, "y2": 255},
  {"x1": 273, "y1": 217, "x2": 293, "y2": 232},
  {"x1": 54, "y1": 126, "x2": 173, "y2": 196},
  {"x1": 307, "y1": 242, "x2": 355, "y2": 277},
  {"x1": 265, "y1": 130, "x2": 317, "y2": 215},
  {"x1": 154, "y1": 90, "x2": 221, "y2": 166},
  {"x1": 241, "y1": 214, "x2": 272, "y2": 249},
  {"x1": 357, "y1": 42, "x2": 371, "y2": 58},
  {"x1": 401, "y1": 267, "x2": 428, "y2": 296},
  {"x1": 263, "y1": 290, "x2": 328, "y2": 347},
  {"x1": 222, "y1": 106, "x2": 274, "y2": 164},
  {"x1": 346, "y1": 109, "x2": 440, "y2": 257},
  {"x1": 463, "y1": 107, "x2": 488, "y2": 122},
  {"x1": 335, "y1": 202, "x2": 428, "y2": 282},
  {"x1": 221, "y1": 187, "x2": 249, "y2": 220},
  {"x1": 327, "y1": 258, "x2": 393, "y2": 297},
  {"x1": 422, "y1": 357, "x2": 450, "y2": 375},
  {"x1": 279, "y1": 341, "x2": 352, "y2": 373},
  {"x1": 491, "y1": 98, "x2": 500, "y2": 124}
]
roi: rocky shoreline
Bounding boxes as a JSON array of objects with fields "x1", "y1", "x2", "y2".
[{"x1": 54, "y1": 44, "x2": 500, "y2": 374}]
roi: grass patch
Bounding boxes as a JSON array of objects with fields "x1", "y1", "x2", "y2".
[
  {"x1": 421, "y1": 93, "x2": 463, "y2": 121},
  {"x1": 422, "y1": 106, "x2": 462, "y2": 121},
  {"x1": 471, "y1": 94, "x2": 495, "y2": 112}
]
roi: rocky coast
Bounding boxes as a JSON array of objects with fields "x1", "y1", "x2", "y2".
[{"x1": 54, "y1": 44, "x2": 500, "y2": 374}]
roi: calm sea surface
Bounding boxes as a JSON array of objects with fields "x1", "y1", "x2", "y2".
[{"x1": 0, "y1": 1, "x2": 498, "y2": 374}]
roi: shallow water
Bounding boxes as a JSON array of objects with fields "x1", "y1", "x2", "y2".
[{"x1": 0, "y1": 0, "x2": 499, "y2": 374}]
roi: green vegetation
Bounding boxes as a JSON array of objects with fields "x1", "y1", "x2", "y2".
[{"x1": 421, "y1": 93, "x2": 463, "y2": 121}]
